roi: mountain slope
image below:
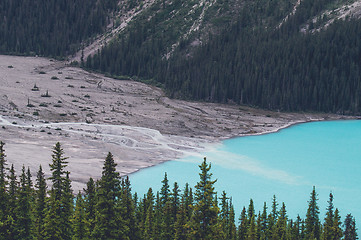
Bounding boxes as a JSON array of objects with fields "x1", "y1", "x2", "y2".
[
  {"x1": 2, "y1": 0, "x2": 361, "y2": 114},
  {"x1": 84, "y1": 0, "x2": 361, "y2": 114}
]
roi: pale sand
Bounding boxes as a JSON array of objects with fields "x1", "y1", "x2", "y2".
[{"x1": 0, "y1": 55, "x2": 354, "y2": 191}]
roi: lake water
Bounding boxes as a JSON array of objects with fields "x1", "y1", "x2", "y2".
[{"x1": 130, "y1": 120, "x2": 361, "y2": 223}]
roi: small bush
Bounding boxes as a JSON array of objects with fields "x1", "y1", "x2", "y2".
[
  {"x1": 59, "y1": 113, "x2": 67, "y2": 116},
  {"x1": 7, "y1": 65, "x2": 13, "y2": 68},
  {"x1": 51, "y1": 76, "x2": 59, "y2": 80},
  {"x1": 39, "y1": 71, "x2": 46, "y2": 74},
  {"x1": 33, "y1": 111, "x2": 39, "y2": 116},
  {"x1": 67, "y1": 84, "x2": 74, "y2": 88},
  {"x1": 65, "y1": 76, "x2": 73, "y2": 79},
  {"x1": 39, "y1": 103, "x2": 48, "y2": 107}
]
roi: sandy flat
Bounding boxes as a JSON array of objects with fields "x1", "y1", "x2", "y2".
[{"x1": 0, "y1": 55, "x2": 352, "y2": 191}]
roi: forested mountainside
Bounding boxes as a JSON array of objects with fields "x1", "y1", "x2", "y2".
[
  {"x1": 0, "y1": 142, "x2": 358, "y2": 239},
  {"x1": 0, "y1": 0, "x2": 121, "y2": 57},
  {"x1": 85, "y1": 0, "x2": 361, "y2": 114},
  {"x1": 2, "y1": 0, "x2": 361, "y2": 114}
]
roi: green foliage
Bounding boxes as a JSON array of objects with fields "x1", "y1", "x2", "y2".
[
  {"x1": 0, "y1": 0, "x2": 119, "y2": 57},
  {"x1": 0, "y1": 142, "x2": 358, "y2": 239}
]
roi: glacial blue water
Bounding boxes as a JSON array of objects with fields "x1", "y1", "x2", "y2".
[{"x1": 130, "y1": 120, "x2": 361, "y2": 224}]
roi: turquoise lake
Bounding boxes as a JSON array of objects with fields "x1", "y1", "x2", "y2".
[{"x1": 130, "y1": 120, "x2": 361, "y2": 223}]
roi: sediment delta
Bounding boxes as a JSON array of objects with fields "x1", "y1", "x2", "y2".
[{"x1": 0, "y1": 55, "x2": 353, "y2": 191}]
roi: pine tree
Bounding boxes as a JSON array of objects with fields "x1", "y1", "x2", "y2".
[
  {"x1": 121, "y1": 176, "x2": 138, "y2": 240},
  {"x1": 0, "y1": 141, "x2": 8, "y2": 239},
  {"x1": 259, "y1": 202, "x2": 268, "y2": 240},
  {"x1": 44, "y1": 142, "x2": 72, "y2": 240},
  {"x1": 343, "y1": 214, "x2": 358, "y2": 240},
  {"x1": 84, "y1": 177, "x2": 96, "y2": 238},
  {"x1": 92, "y1": 152, "x2": 128, "y2": 239},
  {"x1": 190, "y1": 157, "x2": 222, "y2": 239},
  {"x1": 332, "y1": 208, "x2": 342, "y2": 240},
  {"x1": 160, "y1": 172, "x2": 170, "y2": 207},
  {"x1": 238, "y1": 207, "x2": 248, "y2": 240},
  {"x1": 6, "y1": 164, "x2": 18, "y2": 239},
  {"x1": 322, "y1": 192, "x2": 334, "y2": 240},
  {"x1": 305, "y1": 186, "x2": 321, "y2": 240},
  {"x1": 49, "y1": 142, "x2": 68, "y2": 201},
  {"x1": 15, "y1": 165, "x2": 33, "y2": 239},
  {"x1": 143, "y1": 188, "x2": 155, "y2": 240},
  {"x1": 273, "y1": 202, "x2": 287, "y2": 240},
  {"x1": 34, "y1": 165, "x2": 47, "y2": 240},
  {"x1": 267, "y1": 195, "x2": 278, "y2": 239},
  {"x1": 61, "y1": 172, "x2": 73, "y2": 239},
  {"x1": 72, "y1": 192, "x2": 86, "y2": 240}
]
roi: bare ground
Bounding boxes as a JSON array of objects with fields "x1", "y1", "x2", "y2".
[{"x1": 0, "y1": 55, "x2": 354, "y2": 191}]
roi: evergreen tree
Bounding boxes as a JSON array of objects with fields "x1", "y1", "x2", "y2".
[
  {"x1": 238, "y1": 207, "x2": 248, "y2": 240},
  {"x1": 44, "y1": 142, "x2": 71, "y2": 240},
  {"x1": 273, "y1": 202, "x2": 287, "y2": 240},
  {"x1": 6, "y1": 164, "x2": 18, "y2": 239},
  {"x1": 92, "y1": 152, "x2": 128, "y2": 239},
  {"x1": 49, "y1": 142, "x2": 68, "y2": 201},
  {"x1": 343, "y1": 214, "x2": 358, "y2": 240},
  {"x1": 72, "y1": 192, "x2": 86, "y2": 240},
  {"x1": 322, "y1": 192, "x2": 334, "y2": 240},
  {"x1": 84, "y1": 177, "x2": 96, "y2": 238},
  {"x1": 332, "y1": 208, "x2": 343, "y2": 240},
  {"x1": 121, "y1": 176, "x2": 138, "y2": 240},
  {"x1": 34, "y1": 165, "x2": 47, "y2": 240},
  {"x1": 0, "y1": 141, "x2": 8, "y2": 239},
  {"x1": 61, "y1": 172, "x2": 74, "y2": 239},
  {"x1": 190, "y1": 157, "x2": 222, "y2": 239},
  {"x1": 305, "y1": 186, "x2": 321, "y2": 240},
  {"x1": 15, "y1": 165, "x2": 33, "y2": 239}
]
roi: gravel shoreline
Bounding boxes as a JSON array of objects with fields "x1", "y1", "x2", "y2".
[{"x1": 0, "y1": 55, "x2": 356, "y2": 191}]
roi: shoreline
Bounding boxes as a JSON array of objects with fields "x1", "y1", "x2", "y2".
[{"x1": 0, "y1": 54, "x2": 359, "y2": 191}]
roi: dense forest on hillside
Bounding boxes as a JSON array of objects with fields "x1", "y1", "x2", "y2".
[
  {"x1": 85, "y1": 0, "x2": 361, "y2": 114},
  {"x1": 0, "y1": 0, "x2": 119, "y2": 57},
  {"x1": 0, "y1": 141, "x2": 358, "y2": 239},
  {"x1": 1, "y1": 0, "x2": 361, "y2": 113}
]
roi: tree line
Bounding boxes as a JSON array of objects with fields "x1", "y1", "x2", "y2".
[{"x1": 0, "y1": 141, "x2": 358, "y2": 239}]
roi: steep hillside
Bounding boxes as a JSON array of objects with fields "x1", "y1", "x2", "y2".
[
  {"x1": 2, "y1": 0, "x2": 361, "y2": 114},
  {"x1": 85, "y1": 0, "x2": 361, "y2": 114}
]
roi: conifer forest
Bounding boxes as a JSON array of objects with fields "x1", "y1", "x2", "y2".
[{"x1": 0, "y1": 141, "x2": 358, "y2": 239}]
